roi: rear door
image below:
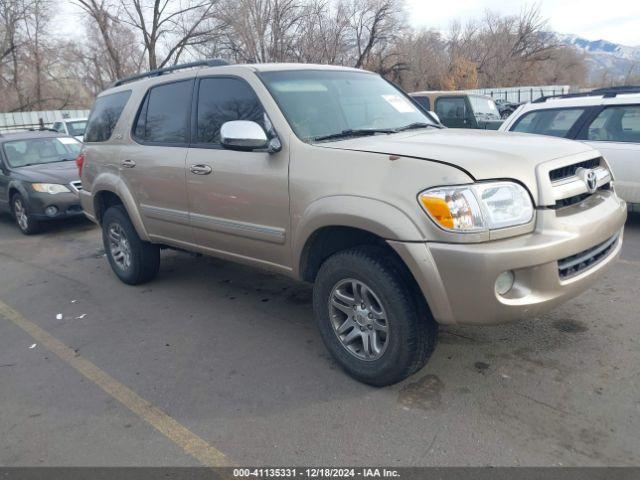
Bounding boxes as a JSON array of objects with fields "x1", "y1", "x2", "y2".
[
  {"x1": 509, "y1": 107, "x2": 590, "y2": 138},
  {"x1": 121, "y1": 79, "x2": 194, "y2": 245},
  {"x1": 578, "y1": 104, "x2": 640, "y2": 203}
]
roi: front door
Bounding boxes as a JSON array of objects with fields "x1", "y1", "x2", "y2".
[
  {"x1": 185, "y1": 76, "x2": 290, "y2": 271},
  {"x1": 120, "y1": 79, "x2": 194, "y2": 245}
]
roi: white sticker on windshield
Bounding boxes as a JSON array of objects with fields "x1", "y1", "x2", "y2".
[
  {"x1": 382, "y1": 94, "x2": 417, "y2": 113},
  {"x1": 58, "y1": 137, "x2": 80, "y2": 145}
]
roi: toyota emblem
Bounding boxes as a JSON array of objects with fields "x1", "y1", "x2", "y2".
[
  {"x1": 576, "y1": 167, "x2": 599, "y2": 194},
  {"x1": 585, "y1": 169, "x2": 598, "y2": 193}
]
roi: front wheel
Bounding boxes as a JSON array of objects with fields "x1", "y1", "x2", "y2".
[
  {"x1": 12, "y1": 193, "x2": 39, "y2": 235},
  {"x1": 102, "y1": 205, "x2": 160, "y2": 285},
  {"x1": 313, "y1": 247, "x2": 438, "y2": 386}
]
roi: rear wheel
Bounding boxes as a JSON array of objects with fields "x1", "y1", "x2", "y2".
[
  {"x1": 313, "y1": 247, "x2": 438, "y2": 386},
  {"x1": 11, "y1": 193, "x2": 39, "y2": 235},
  {"x1": 102, "y1": 205, "x2": 160, "y2": 285}
]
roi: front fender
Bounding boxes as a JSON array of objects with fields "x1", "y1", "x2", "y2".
[
  {"x1": 7, "y1": 180, "x2": 30, "y2": 203},
  {"x1": 292, "y1": 195, "x2": 425, "y2": 277},
  {"x1": 91, "y1": 172, "x2": 150, "y2": 242}
]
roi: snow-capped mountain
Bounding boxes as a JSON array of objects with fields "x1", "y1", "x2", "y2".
[{"x1": 547, "y1": 33, "x2": 640, "y2": 83}]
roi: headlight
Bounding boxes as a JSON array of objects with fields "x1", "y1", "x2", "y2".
[
  {"x1": 418, "y1": 181, "x2": 533, "y2": 232},
  {"x1": 31, "y1": 183, "x2": 71, "y2": 194}
]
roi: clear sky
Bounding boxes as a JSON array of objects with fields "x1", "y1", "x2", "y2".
[{"x1": 405, "y1": 0, "x2": 640, "y2": 46}]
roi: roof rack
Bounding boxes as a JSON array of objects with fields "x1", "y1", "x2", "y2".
[
  {"x1": 533, "y1": 85, "x2": 640, "y2": 103},
  {"x1": 27, "y1": 127, "x2": 59, "y2": 133},
  {"x1": 590, "y1": 85, "x2": 640, "y2": 97},
  {"x1": 111, "y1": 59, "x2": 230, "y2": 87}
]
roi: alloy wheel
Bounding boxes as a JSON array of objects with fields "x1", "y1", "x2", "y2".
[
  {"x1": 13, "y1": 198, "x2": 28, "y2": 231},
  {"x1": 107, "y1": 223, "x2": 132, "y2": 270},
  {"x1": 328, "y1": 278, "x2": 389, "y2": 361}
]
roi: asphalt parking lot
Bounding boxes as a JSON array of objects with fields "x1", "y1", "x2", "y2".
[{"x1": 1, "y1": 212, "x2": 639, "y2": 467}]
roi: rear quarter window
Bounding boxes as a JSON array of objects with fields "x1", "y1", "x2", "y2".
[{"x1": 84, "y1": 90, "x2": 132, "y2": 142}]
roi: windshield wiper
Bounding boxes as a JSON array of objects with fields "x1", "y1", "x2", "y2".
[
  {"x1": 394, "y1": 122, "x2": 440, "y2": 132},
  {"x1": 312, "y1": 128, "x2": 396, "y2": 142}
]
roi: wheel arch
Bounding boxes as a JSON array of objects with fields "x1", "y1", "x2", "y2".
[
  {"x1": 293, "y1": 195, "x2": 425, "y2": 281},
  {"x1": 91, "y1": 175, "x2": 150, "y2": 241},
  {"x1": 7, "y1": 181, "x2": 29, "y2": 205}
]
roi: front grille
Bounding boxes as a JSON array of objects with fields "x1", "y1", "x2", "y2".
[
  {"x1": 549, "y1": 158, "x2": 601, "y2": 182},
  {"x1": 69, "y1": 181, "x2": 82, "y2": 193},
  {"x1": 558, "y1": 233, "x2": 619, "y2": 279},
  {"x1": 554, "y1": 183, "x2": 611, "y2": 209}
]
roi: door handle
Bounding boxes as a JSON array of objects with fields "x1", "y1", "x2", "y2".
[
  {"x1": 190, "y1": 164, "x2": 212, "y2": 175},
  {"x1": 121, "y1": 159, "x2": 136, "y2": 168}
]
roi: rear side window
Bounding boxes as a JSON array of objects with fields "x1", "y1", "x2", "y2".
[
  {"x1": 195, "y1": 77, "x2": 264, "y2": 145},
  {"x1": 435, "y1": 97, "x2": 467, "y2": 120},
  {"x1": 512, "y1": 108, "x2": 586, "y2": 138},
  {"x1": 134, "y1": 80, "x2": 192, "y2": 144},
  {"x1": 84, "y1": 90, "x2": 131, "y2": 142},
  {"x1": 586, "y1": 105, "x2": 640, "y2": 143}
]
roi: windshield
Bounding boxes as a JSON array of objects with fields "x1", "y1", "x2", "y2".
[
  {"x1": 66, "y1": 120, "x2": 87, "y2": 137},
  {"x1": 2, "y1": 137, "x2": 82, "y2": 168},
  {"x1": 469, "y1": 95, "x2": 500, "y2": 120},
  {"x1": 260, "y1": 70, "x2": 435, "y2": 142}
]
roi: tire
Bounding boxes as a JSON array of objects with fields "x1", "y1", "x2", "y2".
[
  {"x1": 102, "y1": 205, "x2": 160, "y2": 285},
  {"x1": 11, "y1": 193, "x2": 40, "y2": 235},
  {"x1": 313, "y1": 246, "x2": 438, "y2": 386}
]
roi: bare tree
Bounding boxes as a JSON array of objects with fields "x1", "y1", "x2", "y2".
[
  {"x1": 72, "y1": 1, "x2": 145, "y2": 91},
  {"x1": 0, "y1": 0, "x2": 594, "y2": 112},
  {"x1": 345, "y1": 0, "x2": 404, "y2": 68},
  {"x1": 294, "y1": 0, "x2": 350, "y2": 63},
  {"x1": 215, "y1": 0, "x2": 309, "y2": 63},
  {"x1": 447, "y1": 5, "x2": 564, "y2": 87},
  {"x1": 74, "y1": 0, "x2": 128, "y2": 79},
  {"x1": 119, "y1": 0, "x2": 221, "y2": 70},
  {"x1": 1, "y1": 0, "x2": 29, "y2": 107}
]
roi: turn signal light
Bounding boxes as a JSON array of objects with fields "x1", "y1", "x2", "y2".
[{"x1": 419, "y1": 195, "x2": 454, "y2": 229}]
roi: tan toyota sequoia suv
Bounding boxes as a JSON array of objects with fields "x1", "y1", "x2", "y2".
[{"x1": 78, "y1": 60, "x2": 627, "y2": 386}]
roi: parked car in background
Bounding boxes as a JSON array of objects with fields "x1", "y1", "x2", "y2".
[
  {"x1": 0, "y1": 131, "x2": 83, "y2": 234},
  {"x1": 52, "y1": 117, "x2": 88, "y2": 142},
  {"x1": 494, "y1": 98, "x2": 522, "y2": 119},
  {"x1": 79, "y1": 61, "x2": 625, "y2": 386},
  {"x1": 410, "y1": 91, "x2": 503, "y2": 129},
  {"x1": 500, "y1": 86, "x2": 640, "y2": 205}
]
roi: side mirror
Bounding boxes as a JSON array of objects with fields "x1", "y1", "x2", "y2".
[
  {"x1": 220, "y1": 121, "x2": 268, "y2": 151},
  {"x1": 428, "y1": 111, "x2": 441, "y2": 124}
]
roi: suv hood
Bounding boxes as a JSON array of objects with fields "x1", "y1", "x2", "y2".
[
  {"x1": 319, "y1": 128, "x2": 596, "y2": 202},
  {"x1": 11, "y1": 160, "x2": 79, "y2": 184}
]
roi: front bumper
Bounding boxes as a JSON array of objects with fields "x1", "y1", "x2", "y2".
[
  {"x1": 26, "y1": 191, "x2": 83, "y2": 221},
  {"x1": 389, "y1": 190, "x2": 627, "y2": 325}
]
